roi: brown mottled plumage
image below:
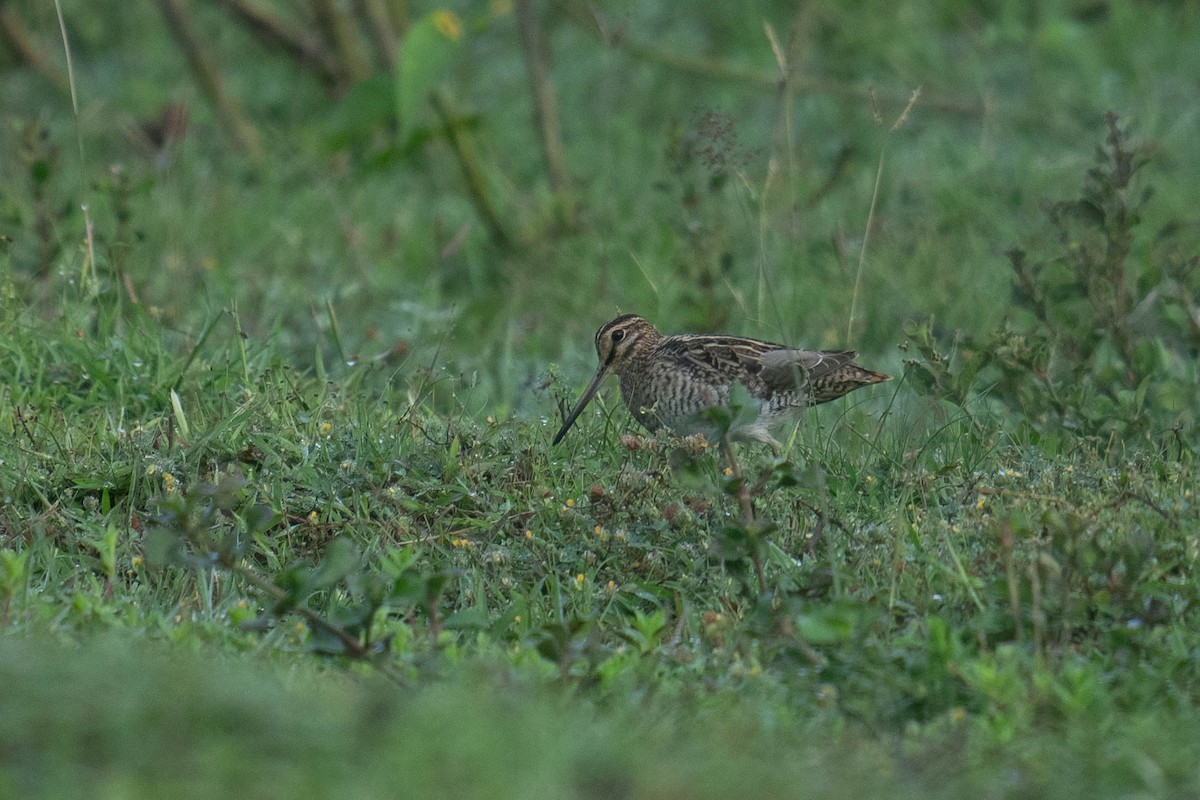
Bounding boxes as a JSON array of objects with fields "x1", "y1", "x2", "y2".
[{"x1": 553, "y1": 314, "x2": 890, "y2": 448}]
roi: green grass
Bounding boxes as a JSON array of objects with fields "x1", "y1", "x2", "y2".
[
  {"x1": 3, "y1": 635, "x2": 1199, "y2": 799},
  {"x1": 2, "y1": 1, "x2": 1200, "y2": 797}
]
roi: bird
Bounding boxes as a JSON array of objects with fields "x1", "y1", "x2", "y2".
[{"x1": 552, "y1": 313, "x2": 890, "y2": 449}]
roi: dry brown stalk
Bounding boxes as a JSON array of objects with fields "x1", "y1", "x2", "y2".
[{"x1": 155, "y1": 0, "x2": 264, "y2": 159}]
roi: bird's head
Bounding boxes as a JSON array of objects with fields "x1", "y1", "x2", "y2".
[{"x1": 552, "y1": 314, "x2": 660, "y2": 444}]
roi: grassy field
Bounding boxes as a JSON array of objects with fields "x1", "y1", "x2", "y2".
[{"x1": 2, "y1": 1, "x2": 1200, "y2": 797}]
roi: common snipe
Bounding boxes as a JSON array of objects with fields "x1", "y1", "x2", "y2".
[{"x1": 552, "y1": 314, "x2": 890, "y2": 448}]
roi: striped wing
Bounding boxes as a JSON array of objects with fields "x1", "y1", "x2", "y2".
[
  {"x1": 656, "y1": 335, "x2": 783, "y2": 395},
  {"x1": 658, "y1": 335, "x2": 886, "y2": 407},
  {"x1": 759, "y1": 348, "x2": 858, "y2": 395}
]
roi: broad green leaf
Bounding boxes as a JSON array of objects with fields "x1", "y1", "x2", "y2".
[
  {"x1": 796, "y1": 607, "x2": 855, "y2": 645},
  {"x1": 324, "y1": 73, "x2": 395, "y2": 151},
  {"x1": 308, "y1": 538, "x2": 362, "y2": 590},
  {"x1": 396, "y1": 11, "x2": 464, "y2": 138},
  {"x1": 443, "y1": 607, "x2": 489, "y2": 630}
]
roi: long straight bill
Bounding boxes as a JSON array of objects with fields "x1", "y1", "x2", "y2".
[{"x1": 552, "y1": 366, "x2": 610, "y2": 444}]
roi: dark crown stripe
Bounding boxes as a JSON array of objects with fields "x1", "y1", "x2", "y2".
[{"x1": 596, "y1": 313, "x2": 642, "y2": 342}]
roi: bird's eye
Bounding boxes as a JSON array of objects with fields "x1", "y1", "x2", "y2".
[{"x1": 611, "y1": 329, "x2": 626, "y2": 343}]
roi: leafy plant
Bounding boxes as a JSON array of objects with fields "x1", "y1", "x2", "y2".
[
  {"x1": 906, "y1": 114, "x2": 1200, "y2": 448},
  {"x1": 148, "y1": 477, "x2": 455, "y2": 678}
]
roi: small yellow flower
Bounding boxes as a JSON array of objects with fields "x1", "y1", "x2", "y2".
[
  {"x1": 131, "y1": 556, "x2": 143, "y2": 567},
  {"x1": 145, "y1": 464, "x2": 158, "y2": 476},
  {"x1": 319, "y1": 422, "x2": 332, "y2": 435},
  {"x1": 723, "y1": 467, "x2": 733, "y2": 477},
  {"x1": 514, "y1": 614, "x2": 522, "y2": 623},
  {"x1": 606, "y1": 580, "x2": 616, "y2": 593},
  {"x1": 433, "y1": 10, "x2": 462, "y2": 40},
  {"x1": 340, "y1": 461, "x2": 351, "y2": 471},
  {"x1": 565, "y1": 498, "x2": 575, "y2": 508},
  {"x1": 594, "y1": 525, "x2": 603, "y2": 535},
  {"x1": 976, "y1": 497, "x2": 985, "y2": 511},
  {"x1": 524, "y1": 529, "x2": 533, "y2": 540},
  {"x1": 486, "y1": 415, "x2": 496, "y2": 425},
  {"x1": 163, "y1": 473, "x2": 177, "y2": 493},
  {"x1": 865, "y1": 475, "x2": 874, "y2": 484},
  {"x1": 308, "y1": 510, "x2": 319, "y2": 525},
  {"x1": 575, "y1": 573, "x2": 585, "y2": 587}
]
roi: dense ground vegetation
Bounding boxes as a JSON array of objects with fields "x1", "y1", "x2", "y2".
[{"x1": 2, "y1": 1, "x2": 1199, "y2": 797}]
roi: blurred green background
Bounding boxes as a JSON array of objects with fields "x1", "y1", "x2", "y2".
[
  {"x1": 3, "y1": 2, "x2": 1200, "y2": 798},
  {"x1": 5, "y1": 0, "x2": 1197, "y2": 415}
]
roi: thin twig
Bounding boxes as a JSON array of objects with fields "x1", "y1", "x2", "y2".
[
  {"x1": 720, "y1": 439, "x2": 756, "y2": 528},
  {"x1": 793, "y1": 496, "x2": 849, "y2": 534},
  {"x1": 384, "y1": 0, "x2": 408, "y2": 38},
  {"x1": 429, "y1": 90, "x2": 513, "y2": 248},
  {"x1": 154, "y1": 0, "x2": 264, "y2": 159},
  {"x1": 762, "y1": 20, "x2": 795, "y2": 226},
  {"x1": 212, "y1": 0, "x2": 340, "y2": 86},
  {"x1": 1029, "y1": 547, "x2": 1044, "y2": 659},
  {"x1": 355, "y1": 0, "x2": 398, "y2": 70},
  {"x1": 0, "y1": 4, "x2": 70, "y2": 92},
  {"x1": 1000, "y1": 520, "x2": 1023, "y2": 642},
  {"x1": 720, "y1": 437, "x2": 766, "y2": 594},
  {"x1": 51, "y1": 0, "x2": 98, "y2": 288},
  {"x1": 847, "y1": 86, "x2": 920, "y2": 343},
  {"x1": 311, "y1": 0, "x2": 371, "y2": 86},
  {"x1": 846, "y1": 139, "x2": 884, "y2": 343},
  {"x1": 217, "y1": 552, "x2": 406, "y2": 685},
  {"x1": 514, "y1": 0, "x2": 575, "y2": 227},
  {"x1": 571, "y1": 4, "x2": 985, "y2": 119},
  {"x1": 802, "y1": 142, "x2": 852, "y2": 210}
]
